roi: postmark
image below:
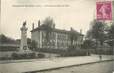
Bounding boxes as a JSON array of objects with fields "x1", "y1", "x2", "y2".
[{"x1": 96, "y1": 1, "x2": 112, "y2": 20}]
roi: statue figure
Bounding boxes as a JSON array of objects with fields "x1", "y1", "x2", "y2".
[{"x1": 23, "y1": 21, "x2": 26, "y2": 26}]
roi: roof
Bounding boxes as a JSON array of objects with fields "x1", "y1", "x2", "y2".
[{"x1": 31, "y1": 24, "x2": 84, "y2": 36}]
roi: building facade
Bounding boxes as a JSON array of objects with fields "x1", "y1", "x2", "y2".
[{"x1": 31, "y1": 21, "x2": 84, "y2": 50}]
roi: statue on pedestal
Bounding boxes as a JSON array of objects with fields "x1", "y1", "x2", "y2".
[{"x1": 20, "y1": 21, "x2": 29, "y2": 52}]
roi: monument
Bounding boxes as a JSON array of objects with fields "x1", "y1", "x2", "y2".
[{"x1": 20, "y1": 21, "x2": 29, "y2": 52}]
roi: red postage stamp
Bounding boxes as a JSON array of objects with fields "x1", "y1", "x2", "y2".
[{"x1": 96, "y1": 1, "x2": 112, "y2": 20}]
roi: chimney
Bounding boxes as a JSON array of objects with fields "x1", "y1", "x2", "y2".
[
  {"x1": 70, "y1": 27, "x2": 73, "y2": 31},
  {"x1": 32, "y1": 23, "x2": 34, "y2": 30},
  {"x1": 80, "y1": 29, "x2": 82, "y2": 34},
  {"x1": 38, "y1": 20, "x2": 40, "y2": 27}
]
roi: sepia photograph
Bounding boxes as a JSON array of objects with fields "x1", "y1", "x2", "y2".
[{"x1": 0, "y1": 0, "x2": 114, "y2": 73}]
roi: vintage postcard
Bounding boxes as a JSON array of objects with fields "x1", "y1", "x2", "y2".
[{"x1": 0, "y1": 0, "x2": 114, "y2": 73}]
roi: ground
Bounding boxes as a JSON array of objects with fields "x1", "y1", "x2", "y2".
[
  {"x1": 37, "y1": 61, "x2": 114, "y2": 73},
  {"x1": 0, "y1": 55, "x2": 113, "y2": 73}
]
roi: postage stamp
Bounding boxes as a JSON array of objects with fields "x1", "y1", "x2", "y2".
[{"x1": 96, "y1": 1, "x2": 112, "y2": 20}]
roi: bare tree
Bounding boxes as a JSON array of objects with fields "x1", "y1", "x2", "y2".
[{"x1": 43, "y1": 17, "x2": 55, "y2": 47}]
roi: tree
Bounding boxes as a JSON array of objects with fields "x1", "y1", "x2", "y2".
[
  {"x1": 81, "y1": 39, "x2": 96, "y2": 55},
  {"x1": 107, "y1": 23, "x2": 114, "y2": 48},
  {"x1": 0, "y1": 34, "x2": 16, "y2": 44},
  {"x1": 43, "y1": 17, "x2": 55, "y2": 27},
  {"x1": 108, "y1": 23, "x2": 114, "y2": 39},
  {"x1": 0, "y1": 34, "x2": 7, "y2": 43},
  {"x1": 82, "y1": 39, "x2": 96, "y2": 49},
  {"x1": 42, "y1": 17, "x2": 55, "y2": 47},
  {"x1": 87, "y1": 20, "x2": 107, "y2": 47}
]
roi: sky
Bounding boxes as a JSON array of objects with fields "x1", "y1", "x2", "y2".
[{"x1": 0, "y1": 0, "x2": 97, "y2": 39}]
